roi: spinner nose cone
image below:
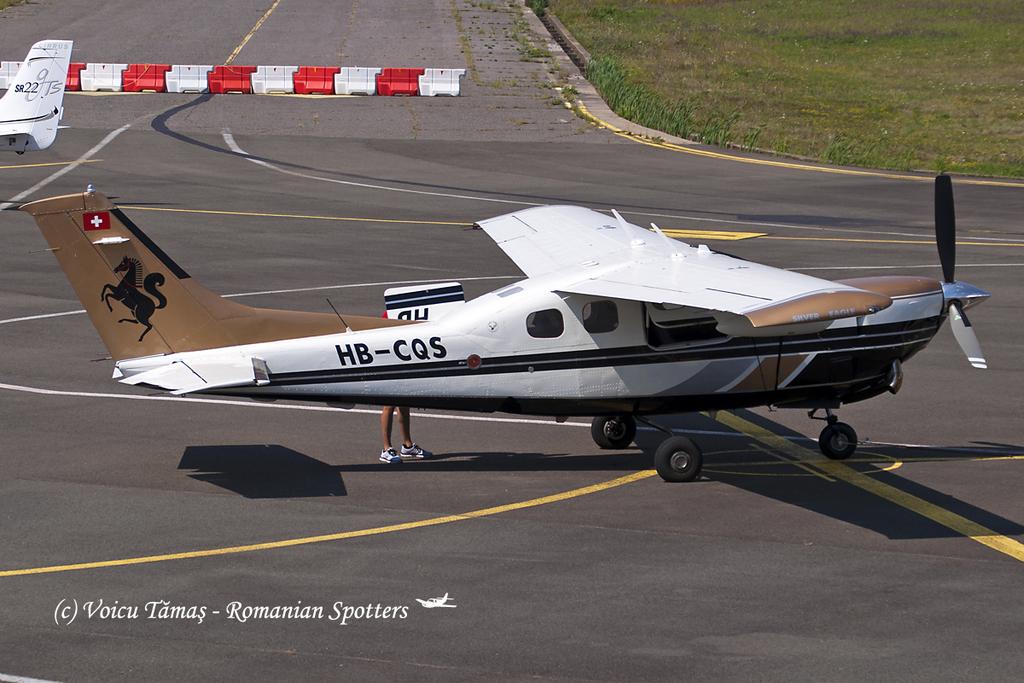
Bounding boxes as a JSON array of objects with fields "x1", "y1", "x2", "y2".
[{"x1": 941, "y1": 281, "x2": 991, "y2": 310}]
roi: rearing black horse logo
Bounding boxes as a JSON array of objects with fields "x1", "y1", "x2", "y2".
[{"x1": 100, "y1": 256, "x2": 167, "y2": 341}]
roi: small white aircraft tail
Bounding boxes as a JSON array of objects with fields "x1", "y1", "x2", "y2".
[{"x1": 0, "y1": 40, "x2": 73, "y2": 153}]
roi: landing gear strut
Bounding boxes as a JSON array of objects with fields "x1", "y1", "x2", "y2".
[
  {"x1": 809, "y1": 408, "x2": 858, "y2": 460},
  {"x1": 590, "y1": 415, "x2": 636, "y2": 449}
]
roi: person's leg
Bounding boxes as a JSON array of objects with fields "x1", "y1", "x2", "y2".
[
  {"x1": 379, "y1": 406, "x2": 403, "y2": 463},
  {"x1": 397, "y1": 408, "x2": 432, "y2": 458},
  {"x1": 398, "y1": 406, "x2": 413, "y2": 448},
  {"x1": 381, "y1": 406, "x2": 395, "y2": 449}
]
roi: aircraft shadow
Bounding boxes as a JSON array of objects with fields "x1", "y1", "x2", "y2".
[
  {"x1": 645, "y1": 410, "x2": 1024, "y2": 542},
  {"x1": 179, "y1": 444, "x2": 347, "y2": 499},
  {"x1": 177, "y1": 413, "x2": 1022, "y2": 545}
]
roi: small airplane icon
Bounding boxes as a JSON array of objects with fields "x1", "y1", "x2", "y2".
[{"x1": 416, "y1": 593, "x2": 456, "y2": 608}]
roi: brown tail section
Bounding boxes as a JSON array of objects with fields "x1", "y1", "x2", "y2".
[{"x1": 21, "y1": 191, "x2": 409, "y2": 361}]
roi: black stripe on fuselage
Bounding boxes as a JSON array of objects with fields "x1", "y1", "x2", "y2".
[{"x1": 265, "y1": 317, "x2": 942, "y2": 387}]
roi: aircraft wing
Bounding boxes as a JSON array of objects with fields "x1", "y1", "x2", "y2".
[{"x1": 477, "y1": 205, "x2": 891, "y2": 328}]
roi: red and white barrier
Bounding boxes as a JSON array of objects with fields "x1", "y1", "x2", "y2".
[
  {"x1": 334, "y1": 67, "x2": 381, "y2": 95},
  {"x1": 165, "y1": 65, "x2": 212, "y2": 93},
  {"x1": 123, "y1": 64, "x2": 171, "y2": 92},
  {"x1": 66, "y1": 62, "x2": 86, "y2": 91},
  {"x1": 0, "y1": 60, "x2": 465, "y2": 96},
  {"x1": 376, "y1": 68, "x2": 423, "y2": 96},
  {"x1": 418, "y1": 68, "x2": 465, "y2": 96},
  {"x1": 251, "y1": 65, "x2": 297, "y2": 94},
  {"x1": 294, "y1": 66, "x2": 339, "y2": 94},
  {"x1": 208, "y1": 65, "x2": 256, "y2": 94},
  {"x1": 80, "y1": 63, "x2": 128, "y2": 92},
  {"x1": 0, "y1": 61, "x2": 21, "y2": 90}
]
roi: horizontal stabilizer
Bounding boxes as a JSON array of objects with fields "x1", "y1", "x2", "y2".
[
  {"x1": 119, "y1": 354, "x2": 266, "y2": 395},
  {"x1": 384, "y1": 282, "x2": 464, "y2": 321}
]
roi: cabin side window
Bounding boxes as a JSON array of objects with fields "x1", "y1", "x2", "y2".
[
  {"x1": 582, "y1": 300, "x2": 618, "y2": 334},
  {"x1": 526, "y1": 308, "x2": 564, "y2": 339}
]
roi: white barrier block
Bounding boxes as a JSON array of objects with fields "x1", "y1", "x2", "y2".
[
  {"x1": 0, "y1": 61, "x2": 22, "y2": 90},
  {"x1": 80, "y1": 63, "x2": 127, "y2": 92},
  {"x1": 165, "y1": 65, "x2": 213, "y2": 93},
  {"x1": 418, "y1": 68, "x2": 465, "y2": 97},
  {"x1": 334, "y1": 67, "x2": 381, "y2": 95},
  {"x1": 251, "y1": 65, "x2": 297, "y2": 94}
]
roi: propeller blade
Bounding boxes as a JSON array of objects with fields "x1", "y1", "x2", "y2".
[
  {"x1": 935, "y1": 175, "x2": 956, "y2": 283},
  {"x1": 949, "y1": 301, "x2": 987, "y2": 369}
]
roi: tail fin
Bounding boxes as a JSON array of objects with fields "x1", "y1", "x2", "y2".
[
  {"x1": 0, "y1": 40, "x2": 73, "y2": 153},
  {"x1": 20, "y1": 191, "x2": 408, "y2": 362}
]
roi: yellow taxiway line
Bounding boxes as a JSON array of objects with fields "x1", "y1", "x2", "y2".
[
  {"x1": 763, "y1": 235, "x2": 1024, "y2": 248},
  {"x1": 663, "y1": 228, "x2": 765, "y2": 241},
  {"x1": 0, "y1": 159, "x2": 102, "y2": 170},
  {"x1": 574, "y1": 102, "x2": 1024, "y2": 190},
  {"x1": 118, "y1": 205, "x2": 468, "y2": 227},
  {"x1": 715, "y1": 411, "x2": 1024, "y2": 564},
  {"x1": 225, "y1": 0, "x2": 283, "y2": 65},
  {"x1": 0, "y1": 470, "x2": 656, "y2": 578},
  {"x1": 118, "y1": 205, "x2": 1024, "y2": 249}
]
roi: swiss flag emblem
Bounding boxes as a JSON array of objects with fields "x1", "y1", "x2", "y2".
[{"x1": 83, "y1": 211, "x2": 111, "y2": 231}]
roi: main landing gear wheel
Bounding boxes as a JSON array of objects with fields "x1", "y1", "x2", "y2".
[
  {"x1": 654, "y1": 436, "x2": 703, "y2": 483},
  {"x1": 591, "y1": 416, "x2": 637, "y2": 449},
  {"x1": 819, "y1": 422, "x2": 858, "y2": 460}
]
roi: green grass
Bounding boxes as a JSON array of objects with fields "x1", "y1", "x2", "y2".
[{"x1": 547, "y1": 0, "x2": 1024, "y2": 178}]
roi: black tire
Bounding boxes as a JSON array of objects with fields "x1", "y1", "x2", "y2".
[
  {"x1": 819, "y1": 422, "x2": 858, "y2": 460},
  {"x1": 591, "y1": 416, "x2": 637, "y2": 449},
  {"x1": 654, "y1": 436, "x2": 703, "y2": 482}
]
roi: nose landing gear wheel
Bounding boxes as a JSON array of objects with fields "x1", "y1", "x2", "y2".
[
  {"x1": 818, "y1": 422, "x2": 858, "y2": 460},
  {"x1": 591, "y1": 415, "x2": 637, "y2": 449},
  {"x1": 654, "y1": 436, "x2": 703, "y2": 482}
]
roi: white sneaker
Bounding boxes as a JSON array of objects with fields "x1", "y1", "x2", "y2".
[
  {"x1": 379, "y1": 447, "x2": 402, "y2": 464},
  {"x1": 400, "y1": 443, "x2": 432, "y2": 459}
]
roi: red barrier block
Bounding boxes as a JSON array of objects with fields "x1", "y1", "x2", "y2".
[
  {"x1": 207, "y1": 65, "x2": 257, "y2": 94},
  {"x1": 376, "y1": 68, "x2": 425, "y2": 96},
  {"x1": 122, "y1": 64, "x2": 171, "y2": 92},
  {"x1": 293, "y1": 66, "x2": 341, "y2": 94},
  {"x1": 65, "y1": 62, "x2": 86, "y2": 91}
]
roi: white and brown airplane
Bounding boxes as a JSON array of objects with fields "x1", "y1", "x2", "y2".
[
  {"x1": 18, "y1": 176, "x2": 989, "y2": 481},
  {"x1": 1, "y1": 40, "x2": 73, "y2": 153}
]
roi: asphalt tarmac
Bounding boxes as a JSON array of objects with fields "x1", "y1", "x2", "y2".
[{"x1": 1, "y1": 1, "x2": 1022, "y2": 681}]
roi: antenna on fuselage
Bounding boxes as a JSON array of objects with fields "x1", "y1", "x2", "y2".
[{"x1": 325, "y1": 298, "x2": 352, "y2": 333}]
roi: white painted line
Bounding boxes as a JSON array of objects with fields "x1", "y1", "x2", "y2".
[
  {"x1": 0, "y1": 381, "x2": 590, "y2": 428},
  {"x1": 794, "y1": 263, "x2": 1024, "y2": 271},
  {"x1": 0, "y1": 124, "x2": 131, "y2": 211},
  {"x1": 0, "y1": 673, "x2": 64, "y2": 683},
  {"x1": 222, "y1": 130, "x2": 542, "y2": 208},
  {"x1": 223, "y1": 274, "x2": 517, "y2": 299},
  {"x1": 0, "y1": 310, "x2": 86, "y2": 325},
  {"x1": 622, "y1": 210, "x2": 1024, "y2": 241},
  {"x1": 0, "y1": 276, "x2": 519, "y2": 325},
  {"x1": 219, "y1": 129, "x2": 1024, "y2": 243}
]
